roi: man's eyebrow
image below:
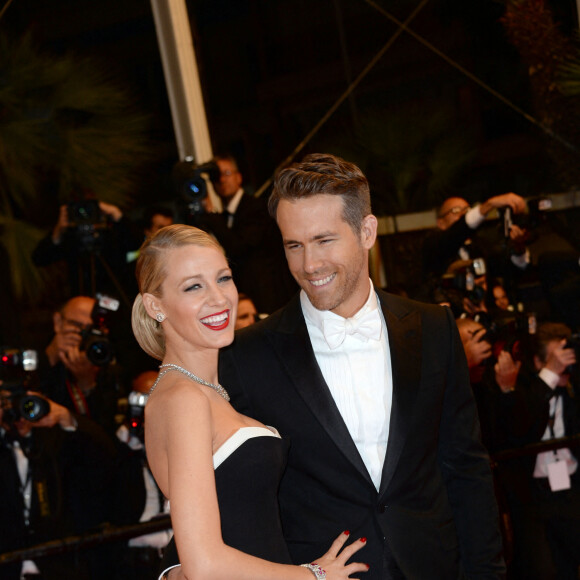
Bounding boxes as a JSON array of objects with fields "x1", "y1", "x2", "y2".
[{"x1": 283, "y1": 231, "x2": 336, "y2": 245}]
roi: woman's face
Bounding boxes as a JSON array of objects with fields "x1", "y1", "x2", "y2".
[{"x1": 149, "y1": 245, "x2": 238, "y2": 353}]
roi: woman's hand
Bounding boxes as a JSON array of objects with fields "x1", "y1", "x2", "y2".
[{"x1": 307, "y1": 531, "x2": 369, "y2": 579}]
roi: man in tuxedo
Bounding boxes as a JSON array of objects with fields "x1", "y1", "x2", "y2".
[
  {"x1": 495, "y1": 322, "x2": 580, "y2": 579},
  {"x1": 196, "y1": 154, "x2": 297, "y2": 314},
  {"x1": 0, "y1": 390, "x2": 117, "y2": 579},
  {"x1": 162, "y1": 153, "x2": 505, "y2": 579}
]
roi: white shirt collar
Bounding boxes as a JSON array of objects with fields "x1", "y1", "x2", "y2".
[
  {"x1": 300, "y1": 278, "x2": 379, "y2": 330},
  {"x1": 225, "y1": 188, "x2": 245, "y2": 214}
]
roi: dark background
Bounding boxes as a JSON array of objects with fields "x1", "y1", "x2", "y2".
[
  {"x1": 3, "y1": 0, "x2": 580, "y2": 353},
  {"x1": 4, "y1": 0, "x2": 580, "y2": 210}
]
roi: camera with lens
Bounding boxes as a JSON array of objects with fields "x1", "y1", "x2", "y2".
[
  {"x1": 80, "y1": 294, "x2": 119, "y2": 367},
  {"x1": 67, "y1": 193, "x2": 109, "y2": 253},
  {"x1": 499, "y1": 197, "x2": 551, "y2": 238},
  {"x1": 0, "y1": 348, "x2": 50, "y2": 423},
  {"x1": 172, "y1": 157, "x2": 221, "y2": 219}
]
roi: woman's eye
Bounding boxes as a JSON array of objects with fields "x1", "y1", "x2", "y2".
[
  {"x1": 219, "y1": 275, "x2": 233, "y2": 283},
  {"x1": 185, "y1": 283, "x2": 201, "y2": 292}
]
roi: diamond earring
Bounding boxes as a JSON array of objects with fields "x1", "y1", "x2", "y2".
[{"x1": 156, "y1": 313, "x2": 166, "y2": 323}]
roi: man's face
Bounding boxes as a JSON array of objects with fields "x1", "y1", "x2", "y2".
[
  {"x1": 54, "y1": 297, "x2": 95, "y2": 347},
  {"x1": 235, "y1": 298, "x2": 258, "y2": 330},
  {"x1": 437, "y1": 198, "x2": 470, "y2": 231},
  {"x1": 493, "y1": 286, "x2": 509, "y2": 310},
  {"x1": 214, "y1": 159, "x2": 243, "y2": 201},
  {"x1": 542, "y1": 340, "x2": 572, "y2": 386},
  {"x1": 276, "y1": 194, "x2": 377, "y2": 318}
]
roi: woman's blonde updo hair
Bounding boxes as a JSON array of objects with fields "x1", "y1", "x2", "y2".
[{"x1": 131, "y1": 224, "x2": 225, "y2": 360}]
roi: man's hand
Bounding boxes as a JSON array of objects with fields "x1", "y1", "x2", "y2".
[
  {"x1": 544, "y1": 339, "x2": 576, "y2": 376},
  {"x1": 463, "y1": 327, "x2": 492, "y2": 369},
  {"x1": 99, "y1": 201, "x2": 123, "y2": 222},
  {"x1": 32, "y1": 396, "x2": 77, "y2": 430},
  {"x1": 59, "y1": 346, "x2": 100, "y2": 392},
  {"x1": 45, "y1": 323, "x2": 84, "y2": 367},
  {"x1": 479, "y1": 192, "x2": 526, "y2": 217},
  {"x1": 494, "y1": 351, "x2": 521, "y2": 393}
]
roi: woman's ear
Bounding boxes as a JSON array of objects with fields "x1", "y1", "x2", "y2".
[{"x1": 142, "y1": 293, "x2": 163, "y2": 321}]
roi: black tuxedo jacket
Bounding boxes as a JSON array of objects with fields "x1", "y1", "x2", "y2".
[
  {"x1": 494, "y1": 372, "x2": 580, "y2": 504},
  {"x1": 217, "y1": 290, "x2": 504, "y2": 579}
]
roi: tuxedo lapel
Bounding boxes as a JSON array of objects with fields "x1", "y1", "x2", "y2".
[
  {"x1": 377, "y1": 291, "x2": 423, "y2": 496},
  {"x1": 265, "y1": 297, "x2": 372, "y2": 485}
]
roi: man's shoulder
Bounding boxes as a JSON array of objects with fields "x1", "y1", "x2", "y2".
[{"x1": 377, "y1": 289, "x2": 450, "y2": 320}]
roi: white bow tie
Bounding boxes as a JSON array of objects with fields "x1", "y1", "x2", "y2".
[{"x1": 321, "y1": 310, "x2": 382, "y2": 350}]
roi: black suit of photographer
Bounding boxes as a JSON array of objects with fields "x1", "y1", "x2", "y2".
[
  {"x1": 41, "y1": 361, "x2": 124, "y2": 440},
  {"x1": 0, "y1": 415, "x2": 117, "y2": 580}
]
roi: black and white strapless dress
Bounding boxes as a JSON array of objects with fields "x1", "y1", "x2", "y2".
[
  {"x1": 212, "y1": 426, "x2": 291, "y2": 563},
  {"x1": 161, "y1": 426, "x2": 292, "y2": 572}
]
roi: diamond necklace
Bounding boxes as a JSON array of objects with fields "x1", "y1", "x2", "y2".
[{"x1": 149, "y1": 363, "x2": 230, "y2": 401}]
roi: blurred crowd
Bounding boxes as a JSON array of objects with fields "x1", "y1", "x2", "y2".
[{"x1": 1, "y1": 157, "x2": 580, "y2": 579}]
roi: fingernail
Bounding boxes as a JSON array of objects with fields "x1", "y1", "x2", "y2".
[
  {"x1": 366, "y1": 564, "x2": 370, "y2": 569},
  {"x1": 343, "y1": 530, "x2": 350, "y2": 536},
  {"x1": 360, "y1": 537, "x2": 367, "y2": 543}
]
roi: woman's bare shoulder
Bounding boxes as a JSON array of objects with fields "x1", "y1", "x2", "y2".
[{"x1": 146, "y1": 376, "x2": 212, "y2": 423}]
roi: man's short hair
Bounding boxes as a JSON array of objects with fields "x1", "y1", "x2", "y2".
[
  {"x1": 213, "y1": 154, "x2": 240, "y2": 173},
  {"x1": 268, "y1": 153, "x2": 371, "y2": 233},
  {"x1": 531, "y1": 321, "x2": 572, "y2": 362}
]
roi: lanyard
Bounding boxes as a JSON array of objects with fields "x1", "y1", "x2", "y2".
[{"x1": 66, "y1": 378, "x2": 90, "y2": 416}]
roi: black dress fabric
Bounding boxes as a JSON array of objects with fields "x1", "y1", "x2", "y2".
[
  {"x1": 214, "y1": 430, "x2": 292, "y2": 563},
  {"x1": 160, "y1": 428, "x2": 292, "y2": 572}
]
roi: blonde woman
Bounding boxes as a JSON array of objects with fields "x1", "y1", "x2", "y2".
[{"x1": 132, "y1": 224, "x2": 367, "y2": 580}]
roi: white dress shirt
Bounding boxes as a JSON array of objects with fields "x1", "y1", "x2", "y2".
[
  {"x1": 533, "y1": 368, "x2": 578, "y2": 478},
  {"x1": 301, "y1": 280, "x2": 392, "y2": 490},
  {"x1": 224, "y1": 188, "x2": 244, "y2": 228}
]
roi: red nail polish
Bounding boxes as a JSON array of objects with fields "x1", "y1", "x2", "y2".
[
  {"x1": 366, "y1": 564, "x2": 370, "y2": 569},
  {"x1": 343, "y1": 530, "x2": 350, "y2": 536},
  {"x1": 360, "y1": 537, "x2": 367, "y2": 543}
]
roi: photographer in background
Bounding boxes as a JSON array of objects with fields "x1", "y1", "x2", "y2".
[
  {"x1": 506, "y1": 199, "x2": 580, "y2": 332},
  {"x1": 487, "y1": 322, "x2": 580, "y2": 579},
  {"x1": 39, "y1": 295, "x2": 126, "y2": 438},
  {"x1": 0, "y1": 381, "x2": 117, "y2": 579},
  {"x1": 193, "y1": 154, "x2": 297, "y2": 314},
  {"x1": 32, "y1": 194, "x2": 138, "y2": 300},
  {"x1": 421, "y1": 192, "x2": 528, "y2": 287}
]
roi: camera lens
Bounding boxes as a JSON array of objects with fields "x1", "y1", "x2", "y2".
[
  {"x1": 20, "y1": 395, "x2": 50, "y2": 422},
  {"x1": 85, "y1": 337, "x2": 114, "y2": 366}
]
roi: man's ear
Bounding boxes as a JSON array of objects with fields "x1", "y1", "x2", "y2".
[
  {"x1": 360, "y1": 214, "x2": 378, "y2": 250},
  {"x1": 142, "y1": 293, "x2": 163, "y2": 321}
]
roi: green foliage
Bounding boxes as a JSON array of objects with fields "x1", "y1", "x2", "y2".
[{"x1": 0, "y1": 32, "x2": 153, "y2": 302}]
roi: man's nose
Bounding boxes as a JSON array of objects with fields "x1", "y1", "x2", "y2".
[{"x1": 302, "y1": 247, "x2": 322, "y2": 274}]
